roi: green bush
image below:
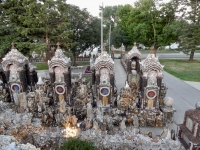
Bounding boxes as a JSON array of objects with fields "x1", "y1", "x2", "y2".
[{"x1": 59, "y1": 138, "x2": 96, "y2": 150}]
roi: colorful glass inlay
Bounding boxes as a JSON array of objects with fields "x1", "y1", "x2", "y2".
[
  {"x1": 148, "y1": 91, "x2": 155, "y2": 98},
  {"x1": 12, "y1": 85, "x2": 19, "y2": 91},
  {"x1": 57, "y1": 87, "x2": 64, "y2": 93},
  {"x1": 101, "y1": 88, "x2": 109, "y2": 95}
]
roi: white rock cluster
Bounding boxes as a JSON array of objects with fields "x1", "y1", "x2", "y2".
[
  {"x1": 78, "y1": 129, "x2": 181, "y2": 150},
  {"x1": 0, "y1": 135, "x2": 39, "y2": 150}
]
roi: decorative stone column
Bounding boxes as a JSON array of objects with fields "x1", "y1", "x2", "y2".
[
  {"x1": 68, "y1": 67, "x2": 72, "y2": 88},
  {"x1": 92, "y1": 69, "x2": 95, "y2": 85},
  {"x1": 96, "y1": 75, "x2": 100, "y2": 85},
  {"x1": 157, "y1": 77, "x2": 162, "y2": 97},
  {"x1": 48, "y1": 42, "x2": 71, "y2": 104},
  {"x1": 4, "y1": 70, "x2": 10, "y2": 82},
  {"x1": 49, "y1": 72, "x2": 55, "y2": 86},
  {"x1": 110, "y1": 74, "x2": 114, "y2": 93},
  {"x1": 19, "y1": 69, "x2": 28, "y2": 92},
  {"x1": 141, "y1": 77, "x2": 147, "y2": 98},
  {"x1": 136, "y1": 59, "x2": 140, "y2": 73},
  {"x1": 64, "y1": 72, "x2": 70, "y2": 93},
  {"x1": 127, "y1": 60, "x2": 132, "y2": 74}
]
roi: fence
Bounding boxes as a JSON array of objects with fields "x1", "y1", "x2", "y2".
[
  {"x1": 75, "y1": 56, "x2": 90, "y2": 61},
  {"x1": 30, "y1": 58, "x2": 45, "y2": 62}
]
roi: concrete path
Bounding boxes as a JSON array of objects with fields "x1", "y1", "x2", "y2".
[
  {"x1": 163, "y1": 72, "x2": 200, "y2": 124},
  {"x1": 185, "y1": 81, "x2": 200, "y2": 91},
  {"x1": 114, "y1": 59, "x2": 127, "y2": 93}
]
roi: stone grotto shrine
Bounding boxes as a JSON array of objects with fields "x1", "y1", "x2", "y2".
[{"x1": 0, "y1": 42, "x2": 183, "y2": 150}]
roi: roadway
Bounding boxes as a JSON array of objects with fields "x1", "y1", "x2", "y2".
[
  {"x1": 114, "y1": 58, "x2": 200, "y2": 125},
  {"x1": 114, "y1": 52, "x2": 200, "y2": 59}
]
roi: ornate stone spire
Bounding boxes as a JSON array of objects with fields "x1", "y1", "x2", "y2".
[
  {"x1": 56, "y1": 42, "x2": 61, "y2": 49},
  {"x1": 11, "y1": 42, "x2": 15, "y2": 49},
  {"x1": 126, "y1": 41, "x2": 141, "y2": 59},
  {"x1": 48, "y1": 42, "x2": 71, "y2": 71}
]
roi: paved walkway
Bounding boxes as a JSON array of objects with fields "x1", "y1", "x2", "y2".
[{"x1": 185, "y1": 81, "x2": 200, "y2": 91}]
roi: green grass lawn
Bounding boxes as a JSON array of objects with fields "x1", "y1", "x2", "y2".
[
  {"x1": 33, "y1": 61, "x2": 90, "y2": 70},
  {"x1": 33, "y1": 59, "x2": 200, "y2": 82},
  {"x1": 160, "y1": 59, "x2": 200, "y2": 82},
  {"x1": 33, "y1": 63, "x2": 49, "y2": 70},
  {"x1": 140, "y1": 49, "x2": 179, "y2": 54},
  {"x1": 75, "y1": 61, "x2": 90, "y2": 66}
]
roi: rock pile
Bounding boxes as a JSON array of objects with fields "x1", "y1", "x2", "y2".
[
  {"x1": 0, "y1": 135, "x2": 39, "y2": 150},
  {"x1": 78, "y1": 129, "x2": 181, "y2": 150},
  {"x1": 0, "y1": 100, "x2": 183, "y2": 150}
]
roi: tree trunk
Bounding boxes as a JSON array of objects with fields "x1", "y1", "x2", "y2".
[
  {"x1": 150, "y1": 46, "x2": 157, "y2": 57},
  {"x1": 189, "y1": 49, "x2": 195, "y2": 61},
  {"x1": 46, "y1": 34, "x2": 50, "y2": 51},
  {"x1": 72, "y1": 52, "x2": 76, "y2": 66}
]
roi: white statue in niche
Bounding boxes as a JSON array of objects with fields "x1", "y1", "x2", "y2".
[
  {"x1": 9, "y1": 64, "x2": 19, "y2": 82},
  {"x1": 147, "y1": 71, "x2": 157, "y2": 86},
  {"x1": 18, "y1": 92, "x2": 27, "y2": 112},
  {"x1": 96, "y1": 101, "x2": 103, "y2": 122},
  {"x1": 87, "y1": 102, "x2": 94, "y2": 119},
  {"x1": 100, "y1": 68, "x2": 110, "y2": 84},
  {"x1": 54, "y1": 66, "x2": 64, "y2": 82},
  {"x1": 13, "y1": 91, "x2": 19, "y2": 105}
]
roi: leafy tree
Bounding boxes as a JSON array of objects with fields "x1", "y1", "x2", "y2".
[
  {"x1": 177, "y1": 0, "x2": 200, "y2": 61},
  {"x1": 129, "y1": 0, "x2": 179, "y2": 51},
  {"x1": 115, "y1": 4, "x2": 133, "y2": 48},
  {"x1": 66, "y1": 5, "x2": 101, "y2": 65},
  {"x1": 108, "y1": 0, "x2": 179, "y2": 53},
  {"x1": 102, "y1": 6, "x2": 119, "y2": 47},
  {"x1": 0, "y1": 0, "x2": 71, "y2": 58},
  {"x1": 111, "y1": 26, "x2": 129, "y2": 49}
]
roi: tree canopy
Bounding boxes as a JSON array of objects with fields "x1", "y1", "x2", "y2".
[
  {"x1": 0, "y1": 0, "x2": 100, "y2": 61},
  {"x1": 0, "y1": 0, "x2": 71, "y2": 57},
  {"x1": 103, "y1": 0, "x2": 180, "y2": 51},
  {"x1": 1, "y1": 0, "x2": 200, "y2": 61}
]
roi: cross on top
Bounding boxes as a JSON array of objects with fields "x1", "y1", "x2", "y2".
[
  {"x1": 56, "y1": 42, "x2": 60, "y2": 49},
  {"x1": 11, "y1": 42, "x2": 15, "y2": 49}
]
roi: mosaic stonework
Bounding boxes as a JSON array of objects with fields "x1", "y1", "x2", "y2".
[
  {"x1": 120, "y1": 45, "x2": 174, "y2": 127},
  {"x1": 1, "y1": 43, "x2": 38, "y2": 103},
  {"x1": 121, "y1": 43, "x2": 141, "y2": 73},
  {"x1": 178, "y1": 103, "x2": 200, "y2": 149},
  {"x1": 91, "y1": 51, "x2": 116, "y2": 107},
  {"x1": 48, "y1": 43, "x2": 71, "y2": 104},
  {"x1": 0, "y1": 42, "x2": 181, "y2": 150}
]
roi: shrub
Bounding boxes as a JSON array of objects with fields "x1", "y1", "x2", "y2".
[{"x1": 59, "y1": 138, "x2": 96, "y2": 150}]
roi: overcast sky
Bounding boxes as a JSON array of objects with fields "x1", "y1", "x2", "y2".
[{"x1": 67, "y1": 0, "x2": 170, "y2": 17}]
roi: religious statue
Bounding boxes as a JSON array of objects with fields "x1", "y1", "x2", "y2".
[{"x1": 87, "y1": 102, "x2": 94, "y2": 119}]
